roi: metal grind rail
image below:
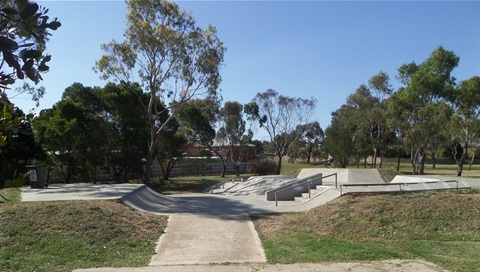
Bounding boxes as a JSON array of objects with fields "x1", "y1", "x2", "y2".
[
  {"x1": 340, "y1": 179, "x2": 471, "y2": 196},
  {"x1": 274, "y1": 173, "x2": 338, "y2": 206}
]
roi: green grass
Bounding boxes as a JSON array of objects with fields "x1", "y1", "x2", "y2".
[
  {"x1": 262, "y1": 234, "x2": 400, "y2": 263},
  {"x1": 252, "y1": 190, "x2": 480, "y2": 272},
  {"x1": 0, "y1": 190, "x2": 168, "y2": 272}
]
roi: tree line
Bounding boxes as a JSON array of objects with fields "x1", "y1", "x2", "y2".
[
  {"x1": 323, "y1": 46, "x2": 480, "y2": 177},
  {"x1": 1, "y1": 0, "x2": 479, "y2": 187}
]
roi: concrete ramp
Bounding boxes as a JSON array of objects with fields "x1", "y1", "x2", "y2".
[
  {"x1": 222, "y1": 175, "x2": 297, "y2": 196},
  {"x1": 297, "y1": 168, "x2": 384, "y2": 185},
  {"x1": 391, "y1": 175, "x2": 441, "y2": 183}
]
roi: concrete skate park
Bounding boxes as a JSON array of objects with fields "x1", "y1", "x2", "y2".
[{"x1": 21, "y1": 168, "x2": 478, "y2": 272}]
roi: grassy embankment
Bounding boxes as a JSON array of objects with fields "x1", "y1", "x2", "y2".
[{"x1": 254, "y1": 160, "x2": 480, "y2": 272}]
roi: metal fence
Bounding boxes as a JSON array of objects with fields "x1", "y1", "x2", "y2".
[{"x1": 152, "y1": 162, "x2": 250, "y2": 177}]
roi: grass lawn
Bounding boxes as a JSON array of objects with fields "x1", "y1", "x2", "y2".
[
  {"x1": 252, "y1": 190, "x2": 480, "y2": 272},
  {"x1": 0, "y1": 188, "x2": 168, "y2": 272}
]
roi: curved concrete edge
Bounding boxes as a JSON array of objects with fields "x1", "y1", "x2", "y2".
[
  {"x1": 72, "y1": 259, "x2": 448, "y2": 272},
  {"x1": 21, "y1": 183, "x2": 144, "y2": 202}
]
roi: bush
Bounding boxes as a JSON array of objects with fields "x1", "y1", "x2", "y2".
[{"x1": 247, "y1": 158, "x2": 277, "y2": 176}]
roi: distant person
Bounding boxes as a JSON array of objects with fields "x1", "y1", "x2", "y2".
[{"x1": 327, "y1": 153, "x2": 334, "y2": 167}]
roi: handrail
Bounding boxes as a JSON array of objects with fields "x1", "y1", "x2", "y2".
[
  {"x1": 340, "y1": 179, "x2": 470, "y2": 196},
  {"x1": 322, "y1": 173, "x2": 338, "y2": 188},
  {"x1": 273, "y1": 172, "x2": 337, "y2": 206},
  {"x1": 274, "y1": 177, "x2": 315, "y2": 206}
]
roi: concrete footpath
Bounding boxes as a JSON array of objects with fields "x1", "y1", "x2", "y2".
[{"x1": 149, "y1": 214, "x2": 266, "y2": 265}]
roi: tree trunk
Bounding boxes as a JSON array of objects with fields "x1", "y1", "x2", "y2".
[
  {"x1": 468, "y1": 148, "x2": 476, "y2": 170},
  {"x1": 457, "y1": 129, "x2": 471, "y2": 177},
  {"x1": 276, "y1": 154, "x2": 283, "y2": 175},
  {"x1": 431, "y1": 149, "x2": 437, "y2": 169},
  {"x1": 419, "y1": 152, "x2": 426, "y2": 175},
  {"x1": 372, "y1": 148, "x2": 377, "y2": 168},
  {"x1": 396, "y1": 148, "x2": 401, "y2": 172},
  {"x1": 144, "y1": 152, "x2": 153, "y2": 184}
]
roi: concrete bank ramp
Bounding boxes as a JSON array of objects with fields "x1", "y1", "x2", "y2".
[
  {"x1": 221, "y1": 175, "x2": 297, "y2": 196},
  {"x1": 297, "y1": 168, "x2": 384, "y2": 185},
  {"x1": 121, "y1": 185, "x2": 275, "y2": 215}
]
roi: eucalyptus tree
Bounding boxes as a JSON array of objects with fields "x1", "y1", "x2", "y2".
[
  {"x1": 216, "y1": 101, "x2": 261, "y2": 176},
  {"x1": 395, "y1": 46, "x2": 459, "y2": 174},
  {"x1": 253, "y1": 89, "x2": 316, "y2": 174},
  {"x1": 343, "y1": 72, "x2": 393, "y2": 168},
  {"x1": 33, "y1": 98, "x2": 106, "y2": 183},
  {"x1": 288, "y1": 121, "x2": 324, "y2": 164},
  {"x1": 177, "y1": 99, "x2": 227, "y2": 176},
  {"x1": 449, "y1": 76, "x2": 480, "y2": 176},
  {"x1": 324, "y1": 105, "x2": 357, "y2": 168},
  {"x1": 155, "y1": 117, "x2": 186, "y2": 181},
  {"x1": 367, "y1": 71, "x2": 393, "y2": 167},
  {"x1": 344, "y1": 84, "x2": 377, "y2": 167},
  {"x1": 99, "y1": 82, "x2": 149, "y2": 181},
  {"x1": 95, "y1": 0, "x2": 225, "y2": 183}
]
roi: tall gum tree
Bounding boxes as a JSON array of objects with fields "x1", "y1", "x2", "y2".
[
  {"x1": 95, "y1": 0, "x2": 225, "y2": 183},
  {"x1": 395, "y1": 46, "x2": 459, "y2": 174},
  {"x1": 253, "y1": 89, "x2": 316, "y2": 174},
  {"x1": 450, "y1": 76, "x2": 480, "y2": 176}
]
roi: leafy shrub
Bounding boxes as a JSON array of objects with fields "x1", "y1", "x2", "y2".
[{"x1": 247, "y1": 158, "x2": 277, "y2": 175}]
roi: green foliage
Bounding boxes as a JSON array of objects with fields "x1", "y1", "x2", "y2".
[
  {"x1": 247, "y1": 158, "x2": 278, "y2": 176},
  {"x1": 0, "y1": 0, "x2": 61, "y2": 89},
  {"x1": 253, "y1": 89, "x2": 317, "y2": 174},
  {"x1": 32, "y1": 82, "x2": 149, "y2": 183},
  {"x1": 95, "y1": 0, "x2": 226, "y2": 183},
  {"x1": 0, "y1": 98, "x2": 37, "y2": 186},
  {"x1": 324, "y1": 106, "x2": 356, "y2": 168}
]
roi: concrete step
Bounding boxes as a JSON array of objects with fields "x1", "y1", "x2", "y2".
[
  {"x1": 295, "y1": 188, "x2": 328, "y2": 202},
  {"x1": 300, "y1": 188, "x2": 326, "y2": 199}
]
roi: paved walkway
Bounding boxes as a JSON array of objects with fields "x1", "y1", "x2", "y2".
[{"x1": 149, "y1": 214, "x2": 266, "y2": 265}]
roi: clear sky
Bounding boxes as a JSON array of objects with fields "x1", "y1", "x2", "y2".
[{"x1": 9, "y1": 0, "x2": 480, "y2": 139}]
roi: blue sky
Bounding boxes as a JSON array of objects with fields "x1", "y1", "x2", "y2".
[{"x1": 9, "y1": 0, "x2": 480, "y2": 139}]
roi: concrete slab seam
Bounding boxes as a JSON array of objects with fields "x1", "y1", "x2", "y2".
[{"x1": 149, "y1": 215, "x2": 172, "y2": 266}]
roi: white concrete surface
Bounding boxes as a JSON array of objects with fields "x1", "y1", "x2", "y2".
[
  {"x1": 21, "y1": 183, "x2": 143, "y2": 201},
  {"x1": 150, "y1": 214, "x2": 266, "y2": 265}
]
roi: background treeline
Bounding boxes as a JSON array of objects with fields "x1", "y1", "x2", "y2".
[{"x1": 322, "y1": 46, "x2": 480, "y2": 177}]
